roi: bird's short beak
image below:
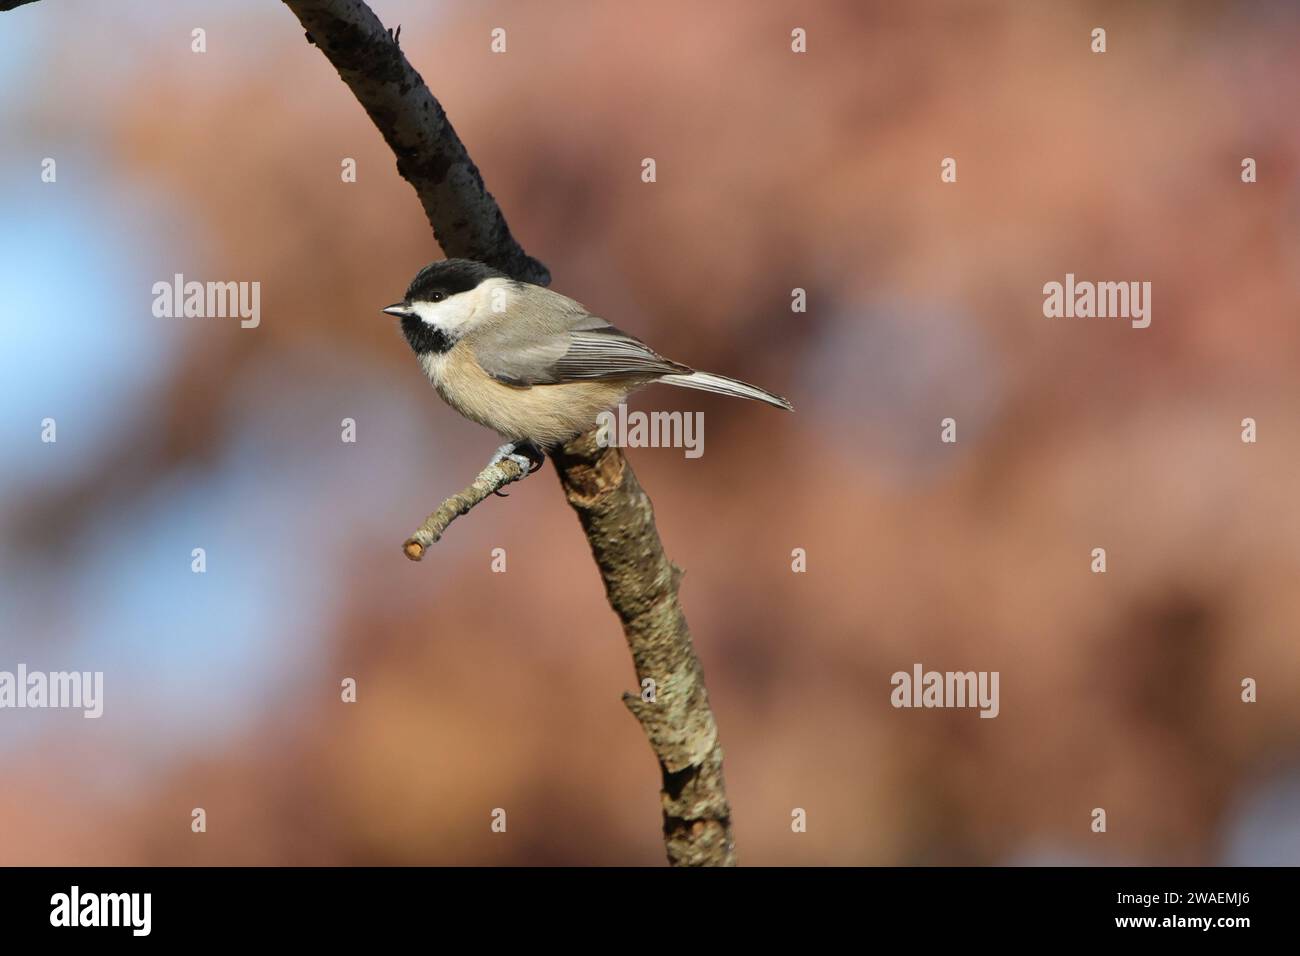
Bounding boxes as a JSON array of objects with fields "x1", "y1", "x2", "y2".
[{"x1": 382, "y1": 302, "x2": 413, "y2": 318}]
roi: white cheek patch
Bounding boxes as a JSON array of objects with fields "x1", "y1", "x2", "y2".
[
  {"x1": 411, "y1": 294, "x2": 479, "y2": 333},
  {"x1": 411, "y1": 277, "x2": 515, "y2": 334}
]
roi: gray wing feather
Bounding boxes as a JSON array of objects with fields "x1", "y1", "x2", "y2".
[
  {"x1": 551, "y1": 327, "x2": 690, "y2": 380},
  {"x1": 471, "y1": 287, "x2": 688, "y2": 386}
]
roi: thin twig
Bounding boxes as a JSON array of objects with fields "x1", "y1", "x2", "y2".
[{"x1": 402, "y1": 457, "x2": 526, "y2": 559}]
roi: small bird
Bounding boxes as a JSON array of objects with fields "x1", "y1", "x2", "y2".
[{"x1": 382, "y1": 259, "x2": 793, "y2": 475}]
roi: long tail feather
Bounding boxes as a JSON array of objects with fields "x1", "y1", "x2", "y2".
[{"x1": 659, "y1": 371, "x2": 793, "y2": 411}]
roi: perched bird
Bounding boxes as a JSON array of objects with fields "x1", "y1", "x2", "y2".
[{"x1": 382, "y1": 259, "x2": 792, "y2": 474}]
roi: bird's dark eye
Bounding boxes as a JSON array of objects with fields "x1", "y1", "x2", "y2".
[{"x1": 430, "y1": 291, "x2": 446, "y2": 303}]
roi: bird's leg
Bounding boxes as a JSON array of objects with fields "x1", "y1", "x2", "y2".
[
  {"x1": 489, "y1": 440, "x2": 546, "y2": 496},
  {"x1": 490, "y1": 439, "x2": 545, "y2": 474}
]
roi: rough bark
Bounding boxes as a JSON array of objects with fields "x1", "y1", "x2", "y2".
[{"x1": 553, "y1": 432, "x2": 735, "y2": 865}]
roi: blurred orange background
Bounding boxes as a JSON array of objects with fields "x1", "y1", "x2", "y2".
[{"x1": 2, "y1": 0, "x2": 1299, "y2": 865}]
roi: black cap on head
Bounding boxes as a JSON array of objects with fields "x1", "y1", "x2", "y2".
[{"x1": 405, "y1": 259, "x2": 510, "y2": 302}]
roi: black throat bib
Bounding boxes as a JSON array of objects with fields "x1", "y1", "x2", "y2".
[{"x1": 400, "y1": 316, "x2": 454, "y2": 355}]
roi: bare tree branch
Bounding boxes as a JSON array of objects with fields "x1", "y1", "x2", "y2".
[
  {"x1": 402, "y1": 457, "x2": 526, "y2": 560},
  {"x1": 281, "y1": 0, "x2": 549, "y2": 285},
  {"x1": 553, "y1": 432, "x2": 735, "y2": 865}
]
